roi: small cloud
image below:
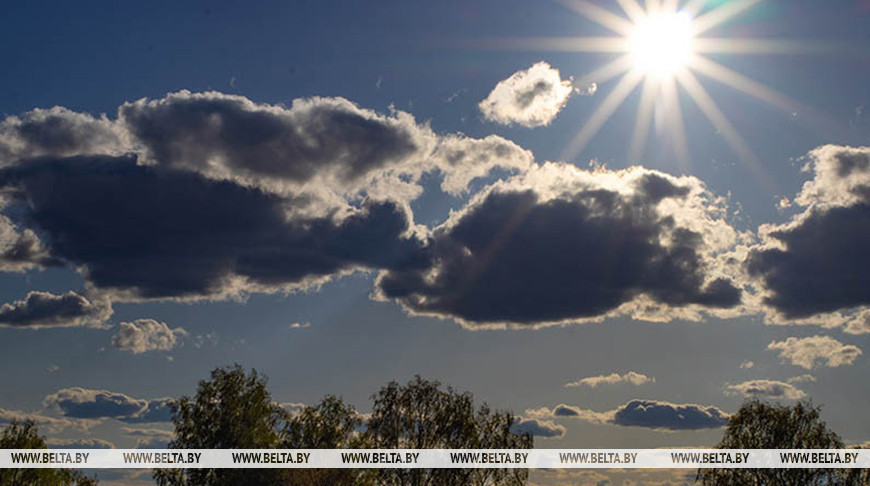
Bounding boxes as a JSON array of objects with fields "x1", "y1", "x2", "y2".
[
  {"x1": 111, "y1": 319, "x2": 188, "y2": 354},
  {"x1": 289, "y1": 322, "x2": 311, "y2": 329},
  {"x1": 47, "y1": 364, "x2": 61, "y2": 374},
  {"x1": 725, "y1": 379, "x2": 806, "y2": 400},
  {"x1": 479, "y1": 61, "x2": 574, "y2": 128},
  {"x1": 575, "y1": 82, "x2": 597, "y2": 96},
  {"x1": 564, "y1": 371, "x2": 655, "y2": 388},
  {"x1": 767, "y1": 335, "x2": 862, "y2": 369},
  {"x1": 0, "y1": 291, "x2": 111, "y2": 329},
  {"x1": 788, "y1": 374, "x2": 816, "y2": 383},
  {"x1": 739, "y1": 360, "x2": 754, "y2": 369},
  {"x1": 47, "y1": 437, "x2": 115, "y2": 449},
  {"x1": 510, "y1": 417, "x2": 566, "y2": 438}
]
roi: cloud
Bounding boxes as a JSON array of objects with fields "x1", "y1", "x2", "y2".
[
  {"x1": 739, "y1": 361, "x2": 754, "y2": 369},
  {"x1": 44, "y1": 388, "x2": 171, "y2": 423},
  {"x1": 767, "y1": 335, "x2": 862, "y2": 369},
  {"x1": 121, "y1": 427, "x2": 174, "y2": 448},
  {"x1": 0, "y1": 408, "x2": 99, "y2": 434},
  {"x1": 564, "y1": 371, "x2": 655, "y2": 388},
  {"x1": 527, "y1": 400, "x2": 729, "y2": 430},
  {"x1": 47, "y1": 437, "x2": 115, "y2": 449},
  {"x1": 111, "y1": 319, "x2": 188, "y2": 354},
  {"x1": 0, "y1": 291, "x2": 111, "y2": 329},
  {"x1": 0, "y1": 156, "x2": 429, "y2": 301},
  {"x1": 747, "y1": 145, "x2": 870, "y2": 323},
  {"x1": 377, "y1": 163, "x2": 743, "y2": 328},
  {"x1": 844, "y1": 310, "x2": 870, "y2": 335},
  {"x1": 0, "y1": 92, "x2": 532, "y2": 304},
  {"x1": 479, "y1": 62, "x2": 574, "y2": 128},
  {"x1": 725, "y1": 380, "x2": 806, "y2": 400},
  {"x1": 289, "y1": 322, "x2": 311, "y2": 329},
  {"x1": 510, "y1": 417, "x2": 566, "y2": 438},
  {"x1": 0, "y1": 106, "x2": 127, "y2": 163}
]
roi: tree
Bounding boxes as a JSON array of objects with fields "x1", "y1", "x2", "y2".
[
  {"x1": 364, "y1": 375, "x2": 532, "y2": 486},
  {"x1": 154, "y1": 364, "x2": 290, "y2": 486},
  {"x1": 698, "y1": 399, "x2": 861, "y2": 486},
  {"x1": 283, "y1": 395, "x2": 371, "y2": 486},
  {"x1": 0, "y1": 420, "x2": 97, "y2": 486}
]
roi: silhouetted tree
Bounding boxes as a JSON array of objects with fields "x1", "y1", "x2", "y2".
[
  {"x1": 283, "y1": 395, "x2": 371, "y2": 486},
  {"x1": 364, "y1": 375, "x2": 532, "y2": 486},
  {"x1": 698, "y1": 399, "x2": 861, "y2": 486},
  {"x1": 0, "y1": 420, "x2": 97, "y2": 486},
  {"x1": 154, "y1": 364, "x2": 290, "y2": 486}
]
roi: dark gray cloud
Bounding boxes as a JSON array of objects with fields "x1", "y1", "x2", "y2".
[
  {"x1": 747, "y1": 145, "x2": 870, "y2": 321},
  {"x1": 0, "y1": 156, "x2": 428, "y2": 300},
  {"x1": 609, "y1": 400, "x2": 729, "y2": 430},
  {"x1": 510, "y1": 417, "x2": 566, "y2": 438},
  {"x1": 43, "y1": 387, "x2": 171, "y2": 423},
  {"x1": 378, "y1": 164, "x2": 741, "y2": 327},
  {"x1": 119, "y1": 92, "x2": 428, "y2": 188},
  {"x1": 528, "y1": 399, "x2": 729, "y2": 430},
  {"x1": 0, "y1": 291, "x2": 111, "y2": 329}
]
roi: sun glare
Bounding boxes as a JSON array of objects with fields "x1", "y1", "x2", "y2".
[
  {"x1": 630, "y1": 12, "x2": 694, "y2": 78},
  {"x1": 519, "y1": 0, "x2": 826, "y2": 173}
]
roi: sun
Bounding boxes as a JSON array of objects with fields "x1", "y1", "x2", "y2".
[
  {"x1": 630, "y1": 11, "x2": 694, "y2": 78},
  {"x1": 503, "y1": 0, "x2": 826, "y2": 172}
]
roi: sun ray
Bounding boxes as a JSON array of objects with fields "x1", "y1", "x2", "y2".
[
  {"x1": 692, "y1": 0, "x2": 761, "y2": 36},
  {"x1": 562, "y1": 70, "x2": 644, "y2": 162},
  {"x1": 629, "y1": 78, "x2": 658, "y2": 162},
  {"x1": 662, "y1": 76, "x2": 690, "y2": 169},
  {"x1": 645, "y1": 0, "x2": 661, "y2": 15},
  {"x1": 694, "y1": 38, "x2": 839, "y2": 55},
  {"x1": 676, "y1": 68, "x2": 762, "y2": 174},
  {"x1": 573, "y1": 54, "x2": 634, "y2": 92},
  {"x1": 472, "y1": 36, "x2": 630, "y2": 52},
  {"x1": 555, "y1": 0, "x2": 635, "y2": 37},
  {"x1": 682, "y1": 0, "x2": 708, "y2": 17},
  {"x1": 615, "y1": 0, "x2": 647, "y2": 24},
  {"x1": 661, "y1": 0, "x2": 680, "y2": 14}
]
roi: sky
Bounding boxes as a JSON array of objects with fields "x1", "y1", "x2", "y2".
[{"x1": 1, "y1": 0, "x2": 869, "y2": 484}]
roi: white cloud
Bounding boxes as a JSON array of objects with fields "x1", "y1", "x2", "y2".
[
  {"x1": 767, "y1": 335, "x2": 862, "y2": 369},
  {"x1": 479, "y1": 62, "x2": 574, "y2": 128},
  {"x1": 739, "y1": 360, "x2": 754, "y2": 369},
  {"x1": 111, "y1": 319, "x2": 188, "y2": 354},
  {"x1": 725, "y1": 379, "x2": 806, "y2": 400},
  {"x1": 564, "y1": 371, "x2": 655, "y2": 388}
]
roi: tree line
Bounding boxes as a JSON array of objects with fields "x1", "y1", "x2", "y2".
[{"x1": 1, "y1": 364, "x2": 867, "y2": 485}]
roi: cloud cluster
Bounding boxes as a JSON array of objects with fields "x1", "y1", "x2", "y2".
[
  {"x1": 565, "y1": 371, "x2": 655, "y2": 388},
  {"x1": 527, "y1": 399, "x2": 729, "y2": 430},
  {"x1": 767, "y1": 335, "x2": 862, "y2": 369},
  {"x1": 377, "y1": 163, "x2": 743, "y2": 327},
  {"x1": 43, "y1": 387, "x2": 171, "y2": 423},
  {"x1": 111, "y1": 319, "x2": 188, "y2": 354},
  {"x1": 0, "y1": 291, "x2": 110, "y2": 329},
  {"x1": 510, "y1": 417, "x2": 566, "y2": 438},
  {"x1": 725, "y1": 379, "x2": 806, "y2": 400},
  {"x1": 0, "y1": 92, "x2": 533, "y2": 305},
  {"x1": 747, "y1": 145, "x2": 870, "y2": 324},
  {"x1": 479, "y1": 62, "x2": 575, "y2": 128}
]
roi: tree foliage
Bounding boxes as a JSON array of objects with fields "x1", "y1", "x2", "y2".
[
  {"x1": 365, "y1": 375, "x2": 532, "y2": 486},
  {"x1": 0, "y1": 420, "x2": 97, "y2": 486},
  {"x1": 698, "y1": 399, "x2": 861, "y2": 486},
  {"x1": 154, "y1": 364, "x2": 290, "y2": 486},
  {"x1": 157, "y1": 367, "x2": 532, "y2": 486}
]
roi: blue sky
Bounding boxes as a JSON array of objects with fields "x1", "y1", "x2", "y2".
[{"x1": 1, "y1": 1, "x2": 870, "y2": 484}]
